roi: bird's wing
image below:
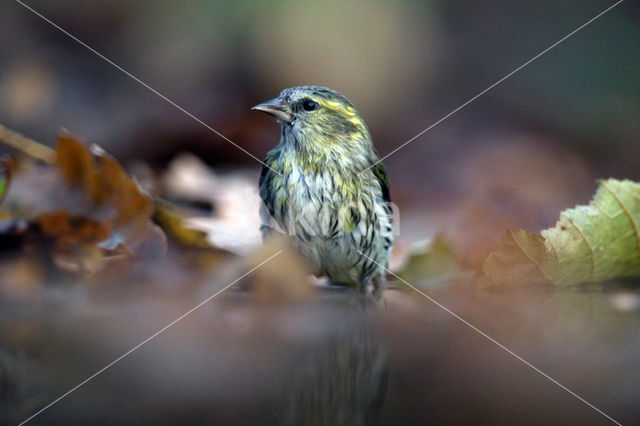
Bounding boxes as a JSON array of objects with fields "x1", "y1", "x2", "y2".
[
  {"x1": 258, "y1": 162, "x2": 273, "y2": 211},
  {"x1": 371, "y1": 162, "x2": 391, "y2": 203},
  {"x1": 258, "y1": 155, "x2": 279, "y2": 237}
]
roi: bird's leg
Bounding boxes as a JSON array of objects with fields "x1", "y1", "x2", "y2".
[{"x1": 370, "y1": 275, "x2": 386, "y2": 298}]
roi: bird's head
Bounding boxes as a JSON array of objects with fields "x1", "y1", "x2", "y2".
[{"x1": 252, "y1": 86, "x2": 373, "y2": 156}]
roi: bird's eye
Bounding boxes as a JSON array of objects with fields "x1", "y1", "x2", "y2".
[{"x1": 302, "y1": 99, "x2": 319, "y2": 111}]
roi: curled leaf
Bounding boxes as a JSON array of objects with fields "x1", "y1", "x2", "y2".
[
  {"x1": 481, "y1": 179, "x2": 640, "y2": 287},
  {"x1": 35, "y1": 211, "x2": 110, "y2": 272},
  {"x1": 53, "y1": 133, "x2": 166, "y2": 257},
  {"x1": 479, "y1": 230, "x2": 553, "y2": 289}
]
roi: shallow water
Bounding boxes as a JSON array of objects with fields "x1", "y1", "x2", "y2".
[{"x1": 1, "y1": 280, "x2": 639, "y2": 425}]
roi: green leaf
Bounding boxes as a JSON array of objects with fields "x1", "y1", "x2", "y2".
[
  {"x1": 396, "y1": 235, "x2": 467, "y2": 288},
  {"x1": 481, "y1": 179, "x2": 640, "y2": 287},
  {"x1": 152, "y1": 200, "x2": 212, "y2": 249},
  {"x1": 0, "y1": 155, "x2": 13, "y2": 206}
]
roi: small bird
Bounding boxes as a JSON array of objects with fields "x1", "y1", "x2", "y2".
[{"x1": 252, "y1": 86, "x2": 393, "y2": 294}]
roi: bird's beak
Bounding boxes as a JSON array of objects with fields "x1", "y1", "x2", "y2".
[{"x1": 251, "y1": 97, "x2": 292, "y2": 123}]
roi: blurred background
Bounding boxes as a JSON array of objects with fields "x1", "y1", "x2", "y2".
[
  {"x1": 1, "y1": 1, "x2": 640, "y2": 424},
  {"x1": 1, "y1": 0, "x2": 639, "y2": 259}
]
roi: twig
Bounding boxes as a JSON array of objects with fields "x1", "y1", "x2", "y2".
[{"x1": 0, "y1": 124, "x2": 55, "y2": 163}]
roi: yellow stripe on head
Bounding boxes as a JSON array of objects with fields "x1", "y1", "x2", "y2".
[{"x1": 320, "y1": 100, "x2": 358, "y2": 116}]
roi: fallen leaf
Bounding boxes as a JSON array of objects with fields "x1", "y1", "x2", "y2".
[
  {"x1": 478, "y1": 230, "x2": 553, "y2": 289},
  {"x1": 152, "y1": 200, "x2": 211, "y2": 249},
  {"x1": 0, "y1": 130, "x2": 167, "y2": 275},
  {"x1": 395, "y1": 235, "x2": 467, "y2": 288},
  {"x1": 0, "y1": 155, "x2": 12, "y2": 207},
  {"x1": 244, "y1": 235, "x2": 314, "y2": 302},
  {"x1": 35, "y1": 211, "x2": 110, "y2": 273},
  {"x1": 162, "y1": 153, "x2": 262, "y2": 254},
  {"x1": 47, "y1": 133, "x2": 166, "y2": 257},
  {"x1": 480, "y1": 179, "x2": 640, "y2": 287}
]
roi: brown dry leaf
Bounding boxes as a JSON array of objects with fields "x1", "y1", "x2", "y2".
[
  {"x1": 53, "y1": 133, "x2": 166, "y2": 257},
  {"x1": 36, "y1": 211, "x2": 109, "y2": 243},
  {"x1": 244, "y1": 235, "x2": 314, "y2": 302},
  {"x1": 476, "y1": 230, "x2": 553, "y2": 292},
  {"x1": 35, "y1": 211, "x2": 110, "y2": 273},
  {"x1": 0, "y1": 130, "x2": 166, "y2": 275},
  {"x1": 0, "y1": 212, "x2": 110, "y2": 274}
]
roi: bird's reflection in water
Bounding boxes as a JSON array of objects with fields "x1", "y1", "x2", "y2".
[{"x1": 281, "y1": 289, "x2": 388, "y2": 426}]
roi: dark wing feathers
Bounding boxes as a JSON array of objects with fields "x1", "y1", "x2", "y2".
[
  {"x1": 259, "y1": 160, "x2": 276, "y2": 219},
  {"x1": 371, "y1": 162, "x2": 391, "y2": 203}
]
